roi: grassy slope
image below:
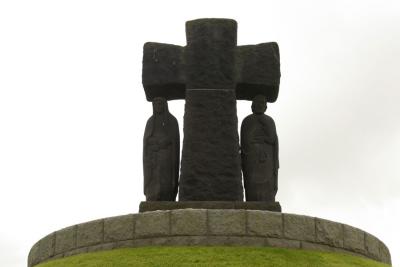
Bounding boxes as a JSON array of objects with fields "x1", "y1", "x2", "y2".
[{"x1": 38, "y1": 246, "x2": 389, "y2": 267}]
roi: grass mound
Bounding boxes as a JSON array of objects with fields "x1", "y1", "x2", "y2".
[{"x1": 37, "y1": 246, "x2": 388, "y2": 267}]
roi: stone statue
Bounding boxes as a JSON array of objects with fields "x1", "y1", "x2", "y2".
[
  {"x1": 241, "y1": 95, "x2": 279, "y2": 202},
  {"x1": 143, "y1": 97, "x2": 180, "y2": 201}
]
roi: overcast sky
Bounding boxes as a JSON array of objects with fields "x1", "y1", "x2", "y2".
[{"x1": 0, "y1": 1, "x2": 399, "y2": 266}]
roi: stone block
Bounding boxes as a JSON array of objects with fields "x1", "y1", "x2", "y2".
[
  {"x1": 284, "y1": 214, "x2": 315, "y2": 242},
  {"x1": 28, "y1": 241, "x2": 40, "y2": 267},
  {"x1": 63, "y1": 247, "x2": 88, "y2": 257},
  {"x1": 365, "y1": 233, "x2": 380, "y2": 260},
  {"x1": 152, "y1": 237, "x2": 171, "y2": 246},
  {"x1": 87, "y1": 242, "x2": 116, "y2": 253},
  {"x1": 208, "y1": 210, "x2": 246, "y2": 236},
  {"x1": 171, "y1": 209, "x2": 207, "y2": 235},
  {"x1": 267, "y1": 238, "x2": 300, "y2": 249},
  {"x1": 168, "y1": 236, "x2": 209, "y2": 246},
  {"x1": 55, "y1": 225, "x2": 76, "y2": 255},
  {"x1": 207, "y1": 236, "x2": 262, "y2": 246},
  {"x1": 76, "y1": 219, "x2": 104, "y2": 248},
  {"x1": 379, "y1": 242, "x2": 392, "y2": 265},
  {"x1": 343, "y1": 224, "x2": 365, "y2": 253},
  {"x1": 104, "y1": 214, "x2": 135, "y2": 242},
  {"x1": 135, "y1": 210, "x2": 170, "y2": 238},
  {"x1": 316, "y1": 218, "x2": 343, "y2": 248},
  {"x1": 38, "y1": 233, "x2": 55, "y2": 262},
  {"x1": 115, "y1": 240, "x2": 135, "y2": 249},
  {"x1": 247, "y1": 210, "x2": 282, "y2": 237},
  {"x1": 301, "y1": 241, "x2": 334, "y2": 252},
  {"x1": 235, "y1": 201, "x2": 281, "y2": 212},
  {"x1": 132, "y1": 238, "x2": 153, "y2": 247}
]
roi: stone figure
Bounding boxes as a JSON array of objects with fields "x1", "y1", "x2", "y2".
[
  {"x1": 241, "y1": 95, "x2": 279, "y2": 202},
  {"x1": 143, "y1": 97, "x2": 180, "y2": 201}
]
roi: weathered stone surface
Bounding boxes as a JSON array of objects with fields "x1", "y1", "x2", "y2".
[
  {"x1": 142, "y1": 19, "x2": 281, "y2": 102},
  {"x1": 76, "y1": 219, "x2": 103, "y2": 248},
  {"x1": 185, "y1": 19, "x2": 236, "y2": 89},
  {"x1": 267, "y1": 237, "x2": 301, "y2": 249},
  {"x1": 142, "y1": 42, "x2": 185, "y2": 101},
  {"x1": 135, "y1": 210, "x2": 170, "y2": 238},
  {"x1": 132, "y1": 238, "x2": 153, "y2": 247},
  {"x1": 143, "y1": 98, "x2": 180, "y2": 201},
  {"x1": 38, "y1": 233, "x2": 55, "y2": 262},
  {"x1": 171, "y1": 209, "x2": 207, "y2": 235},
  {"x1": 365, "y1": 233, "x2": 380, "y2": 260},
  {"x1": 104, "y1": 214, "x2": 135, "y2": 242},
  {"x1": 301, "y1": 241, "x2": 334, "y2": 252},
  {"x1": 316, "y1": 218, "x2": 343, "y2": 248},
  {"x1": 284, "y1": 214, "x2": 315, "y2": 242},
  {"x1": 28, "y1": 211, "x2": 392, "y2": 266},
  {"x1": 55, "y1": 225, "x2": 76, "y2": 255},
  {"x1": 87, "y1": 242, "x2": 116, "y2": 253},
  {"x1": 168, "y1": 236, "x2": 209, "y2": 246},
  {"x1": 63, "y1": 247, "x2": 88, "y2": 257},
  {"x1": 139, "y1": 201, "x2": 281, "y2": 212},
  {"x1": 343, "y1": 224, "x2": 365, "y2": 253},
  {"x1": 115, "y1": 240, "x2": 135, "y2": 249},
  {"x1": 379, "y1": 242, "x2": 392, "y2": 265},
  {"x1": 179, "y1": 90, "x2": 243, "y2": 201},
  {"x1": 235, "y1": 201, "x2": 281, "y2": 212},
  {"x1": 208, "y1": 209, "x2": 246, "y2": 235},
  {"x1": 28, "y1": 241, "x2": 40, "y2": 267},
  {"x1": 207, "y1": 236, "x2": 266, "y2": 246},
  {"x1": 247, "y1": 210, "x2": 282, "y2": 237},
  {"x1": 236, "y1": 43, "x2": 280, "y2": 102}
]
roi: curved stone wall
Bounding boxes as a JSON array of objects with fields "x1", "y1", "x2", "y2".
[{"x1": 28, "y1": 209, "x2": 391, "y2": 266}]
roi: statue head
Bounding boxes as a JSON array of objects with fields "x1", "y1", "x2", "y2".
[
  {"x1": 251, "y1": 95, "x2": 267, "y2": 114},
  {"x1": 152, "y1": 97, "x2": 168, "y2": 115}
]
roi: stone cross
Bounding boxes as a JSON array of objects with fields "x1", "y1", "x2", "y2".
[{"x1": 142, "y1": 19, "x2": 281, "y2": 201}]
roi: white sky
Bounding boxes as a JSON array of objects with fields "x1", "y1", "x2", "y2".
[{"x1": 0, "y1": 0, "x2": 399, "y2": 266}]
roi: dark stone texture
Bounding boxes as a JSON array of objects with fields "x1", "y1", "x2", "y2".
[
  {"x1": 185, "y1": 19, "x2": 237, "y2": 89},
  {"x1": 236, "y1": 43, "x2": 280, "y2": 102},
  {"x1": 142, "y1": 20, "x2": 281, "y2": 102},
  {"x1": 142, "y1": 19, "x2": 281, "y2": 202},
  {"x1": 179, "y1": 89, "x2": 243, "y2": 201},
  {"x1": 142, "y1": 42, "x2": 185, "y2": 101},
  {"x1": 241, "y1": 96, "x2": 279, "y2": 201},
  {"x1": 139, "y1": 201, "x2": 281, "y2": 212},
  {"x1": 143, "y1": 98, "x2": 179, "y2": 201}
]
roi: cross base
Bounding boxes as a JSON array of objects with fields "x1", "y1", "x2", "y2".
[{"x1": 139, "y1": 201, "x2": 282, "y2": 212}]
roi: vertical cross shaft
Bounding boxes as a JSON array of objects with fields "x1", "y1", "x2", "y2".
[{"x1": 179, "y1": 19, "x2": 243, "y2": 200}]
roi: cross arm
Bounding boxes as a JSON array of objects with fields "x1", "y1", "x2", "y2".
[
  {"x1": 236, "y1": 42, "x2": 281, "y2": 102},
  {"x1": 142, "y1": 42, "x2": 185, "y2": 101}
]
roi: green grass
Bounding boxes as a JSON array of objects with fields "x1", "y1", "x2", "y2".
[{"x1": 38, "y1": 246, "x2": 389, "y2": 267}]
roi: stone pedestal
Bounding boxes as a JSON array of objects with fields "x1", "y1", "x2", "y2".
[
  {"x1": 139, "y1": 201, "x2": 281, "y2": 213},
  {"x1": 28, "y1": 210, "x2": 391, "y2": 267}
]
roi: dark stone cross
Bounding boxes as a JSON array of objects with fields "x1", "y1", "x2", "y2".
[{"x1": 142, "y1": 18, "x2": 280, "y2": 201}]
